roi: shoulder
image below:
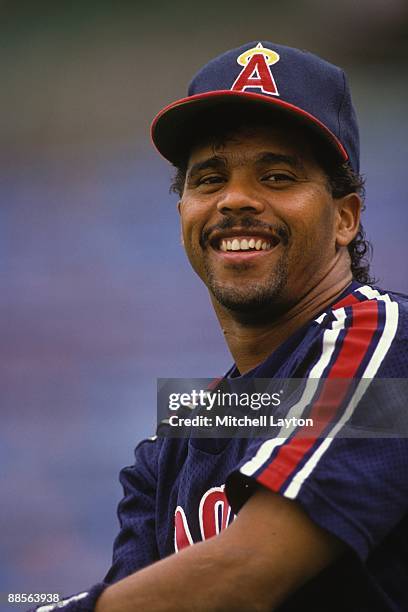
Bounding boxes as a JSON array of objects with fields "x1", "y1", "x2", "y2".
[
  {"x1": 310, "y1": 283, "x2": 407, "y2": 378},
  {"x1": 329, "y1": 283, "x2": 408, "y2": 326}
]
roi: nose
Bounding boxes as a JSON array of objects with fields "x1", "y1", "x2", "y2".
[{"x1": 216, "y1": 179, "x2": 265, "y2": 216}]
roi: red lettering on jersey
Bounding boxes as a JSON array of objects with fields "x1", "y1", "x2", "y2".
[
  {"x1": 231, "y1": 54, "x2": 278, "y2": 96},
  {"x1": 174, "y1": 505, "x2": 194, "y2": 552},
  {"x1": 174, "y1": 486, "x2": 234, "y2": 552},
  {"x1": 199, "y1": 486, "x2": 232, "y2": 540}
]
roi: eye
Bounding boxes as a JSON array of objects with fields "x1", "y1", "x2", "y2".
[
  {"x1": 185, "y1": 172, "x2": 226, "y2": 192},
  {"x1": 198, "y1": 174, "x2": 225, "y2": 185},
  {"x1": 262, "y1": 172, "x2": 296, "y2": 184},
  {"x1": 190, "y1": 173, "x2": 227, "y2": 192}
]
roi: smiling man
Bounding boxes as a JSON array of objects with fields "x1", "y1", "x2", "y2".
[
  {"x1": 175, "y1": 115, "x2": 361, "y2": 375},
  {"x1": 31, "y1": 42, "x2": 408, "y2": 612}
]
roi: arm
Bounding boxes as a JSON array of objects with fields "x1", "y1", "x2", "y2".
[{"x1": 96, "y1": 486, "x2": 344, "y2": 612}]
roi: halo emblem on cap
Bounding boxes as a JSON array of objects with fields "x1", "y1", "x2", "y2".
[
  {"x1": 236, "y1": 43, "x2": 280, "y2": 67},
  {"x1": 231, "y1": 42, "x2": 280, "y2": 96}
]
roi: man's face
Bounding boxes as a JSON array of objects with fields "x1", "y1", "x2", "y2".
[{"x1": 178, "y1": 123, "x2": 341, "y2": 316}]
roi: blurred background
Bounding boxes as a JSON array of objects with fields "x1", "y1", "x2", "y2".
[{"x1": 1, "y1": 0, "x2": 407, "y2": 608}]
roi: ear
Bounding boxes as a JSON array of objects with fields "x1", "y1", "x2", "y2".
[{"x1": 334, "y1": 193, "x2": 361, "y2": 247}]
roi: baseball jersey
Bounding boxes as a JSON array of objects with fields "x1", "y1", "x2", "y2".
[{"x1": 31, "y1": 281, "x2": 408, "y2": 612}]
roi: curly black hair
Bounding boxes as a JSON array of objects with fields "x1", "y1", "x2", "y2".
[{"x1": 169, "y1": 109, "x2": 374, "y2": 285}]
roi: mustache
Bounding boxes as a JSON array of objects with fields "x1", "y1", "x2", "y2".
[{"x1": 200, "y1": 216, "x2": 290, "y2": 248}]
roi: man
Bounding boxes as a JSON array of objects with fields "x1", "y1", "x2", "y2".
[{"x1": 33, "y1": 42, "x2": 408, "y2": 611}]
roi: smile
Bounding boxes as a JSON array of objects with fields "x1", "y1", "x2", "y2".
[{"x1": 219, "y1": 237, "x2": 273, "y2": 252}]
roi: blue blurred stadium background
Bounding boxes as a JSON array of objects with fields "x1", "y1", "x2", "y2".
[{"x1": 1, "y1": 0, "x2": 407, "y2": 607}]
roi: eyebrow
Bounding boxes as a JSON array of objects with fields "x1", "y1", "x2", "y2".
[
  {"x1": 187, "y1": 151, "x2": 305, "y2": 179},
  {"x1": 255, "y1": 152, "x2": 305, "y2": 171},
  {"x1": 187, "y1": 156, "x2": 227, "y2": 179}
]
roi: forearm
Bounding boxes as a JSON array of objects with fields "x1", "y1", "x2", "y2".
[
  {"x1": 96, "y1": 535, "x2": 281, "y2": 612},
  {"x1": 96, "y1": 488, "x2": 343, "y2": 612}
]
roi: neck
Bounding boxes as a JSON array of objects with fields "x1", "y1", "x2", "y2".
[{"x1": 212, "y1": 266, "x2": 353, "y2": 375}]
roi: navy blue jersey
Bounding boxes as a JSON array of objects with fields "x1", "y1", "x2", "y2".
[{"x1": 32, "y1": 283, "x2": 408, "y2": 612}]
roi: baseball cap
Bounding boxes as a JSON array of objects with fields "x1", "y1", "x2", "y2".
[{"x1": 151, "y1": 41, "x2": 360, "y2": 173}]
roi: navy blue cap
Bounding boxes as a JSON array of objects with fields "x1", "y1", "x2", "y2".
[{"x1": 151, "y1": 41, "x2": 360, "y2": 173}]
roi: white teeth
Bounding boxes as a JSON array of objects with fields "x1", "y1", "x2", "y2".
[{"x1": 219, "y1": 238, "x2": 272, "y2": 252}]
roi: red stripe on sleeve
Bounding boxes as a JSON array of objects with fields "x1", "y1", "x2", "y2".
[{"x1": 257, "y1": 301, "x2": 379, "y2": 491}]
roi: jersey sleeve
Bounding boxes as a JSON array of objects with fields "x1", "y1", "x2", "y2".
[
  {"x1": 226, "y1": 295, "x2": 408, "y2": 561},
  {"x1": 104, "y1": 437, "x2": 162, "y2": 581},
  {"x1": 27, "y1": 436, "x2": 161, "y2": 612}
]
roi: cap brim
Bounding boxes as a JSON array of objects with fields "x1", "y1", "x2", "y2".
[{"x1": 151, "y1": 90, "x2": 348, "y2": 166}]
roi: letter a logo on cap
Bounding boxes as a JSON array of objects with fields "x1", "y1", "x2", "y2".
[{"x1": 231, "y1": 43, "x2": 280, "y2": 96}]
